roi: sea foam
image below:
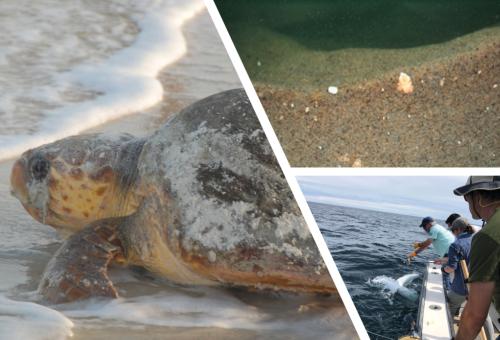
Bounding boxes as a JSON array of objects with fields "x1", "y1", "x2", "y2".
[
  {"x1": 0, "y1": 0, "x2": 205, "y2": 161},
  {"x1": 0, "y1": 295, "x2": 74, "y2": 340},
  {"x1": 62, "y1": 289, "x2": 266, "y2": 330},
  {"x1": 369, "y1": 273, "x2": 419, "y2": 302},
  {"x1": 58, "y1": 287, "x2": 346, "y2": 339}
]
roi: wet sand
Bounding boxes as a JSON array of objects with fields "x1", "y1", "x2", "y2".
[
  {"x1": 257, "y1": 38, "x2": 500, "y2": 167},
  {"x1": 74, "y1": 326, "x2": 283, "y2": 340}
]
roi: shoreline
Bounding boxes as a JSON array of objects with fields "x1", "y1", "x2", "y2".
[
  {"x1": 0, "y1": 7, "x2": 240, "y2": 163},
  {"x1": 84, "y1": 9, "x2": 212, "y2": 138},
  {"x1": 80, "y1": 8, "x2": 240, "y2": 139},
  {"x1": 0, "y1": 13, "x2": 200, "y2": 164},
  {"x1": 0, "y1": 0, "x2": 204, "y2": 159},
  {"x1": 257, "y1": 38, "x2": 500, "y2": 167},
  {"x1": 0, "y1": 3, "x2": 224, "y2": 161}
]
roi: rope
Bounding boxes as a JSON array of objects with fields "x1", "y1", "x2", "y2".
[
  {"x1": 366, "y1": 330, "x2": 394, "y2": 340},
  {"x1": 358, "y1": 314, "x2": 380, "y2": 319}
]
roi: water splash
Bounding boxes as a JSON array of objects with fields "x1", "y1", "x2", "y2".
[{"x1": 369, "y1": 273, "x2": 419, "y2": 302}]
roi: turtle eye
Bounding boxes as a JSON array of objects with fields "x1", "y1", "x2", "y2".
[{"x1": 30, "y1": 154, "x2": 50, "y2": 181}]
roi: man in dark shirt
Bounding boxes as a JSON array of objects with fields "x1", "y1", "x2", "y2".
[{"x1": 453, "y1": 176, "x2": 500, "y2": 340}]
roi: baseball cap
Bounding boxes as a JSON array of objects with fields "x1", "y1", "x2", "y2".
[{"x1": 419, "y1": 216, "x2": 434, "y2": 227}]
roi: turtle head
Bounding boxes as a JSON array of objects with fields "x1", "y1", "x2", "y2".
[{"x1": 10, "y1": 133, "x2": 144, "y2": 235}]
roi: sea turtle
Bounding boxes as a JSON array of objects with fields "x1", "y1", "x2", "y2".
[{"x1": 10, "y1": 89, "x2": 335, "y2": 303}]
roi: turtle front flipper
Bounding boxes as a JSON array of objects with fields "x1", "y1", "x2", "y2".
[{"x1": 38, "y1": 218, "x2": 126, "y2": 304}]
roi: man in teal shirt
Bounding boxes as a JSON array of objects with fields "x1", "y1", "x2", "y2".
[{"x1": 408, "y1": 216, "x2": 455, "y2": 260}]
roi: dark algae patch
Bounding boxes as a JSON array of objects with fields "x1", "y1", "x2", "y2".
[
  {"x1": 216, "y1": 0, "x2": 500, "y2": 167},
  {"x1": 271, "y1": 1, "x2": 499, "y2": 50},
  {"x1": 219, "y1": 0, "x2": 500, "y2": 49},
  {"x1": 217, "y1": 0, "x2": 500, "y2": 87}
]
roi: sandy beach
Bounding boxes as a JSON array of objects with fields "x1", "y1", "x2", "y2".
[
  {"x1": 257, "y1": 37, "x2": 500, "y2": 167},
  {"x1": 0, "y1": 7, "x2": 358, "y2": 339},
  {"x1": 0, "y1": 9, "x2": 238, "y2": 339}
]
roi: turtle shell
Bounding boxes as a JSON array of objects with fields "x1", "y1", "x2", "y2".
[{"x1": 136, "y1": 89, "x2": 333, "y2": 292}]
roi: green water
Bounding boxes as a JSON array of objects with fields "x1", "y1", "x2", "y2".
[{"x1": 216, "y1": 0, "x2": 500, "y2": 89}]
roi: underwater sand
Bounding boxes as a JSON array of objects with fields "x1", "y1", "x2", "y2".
[{"x1": 259, "y1": 39, "x2": 500, "y2": 167}]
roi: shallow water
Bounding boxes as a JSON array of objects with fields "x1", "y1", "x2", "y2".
[
  {"x1": 309, "y1": 202, "x2": 439, "y2": 339},
  {"x1": 216, "y1": 0, "x2": 500, "y2": 89},
  {"x1": 0, "y1": 0, "x2": 208, "y2": 160}
]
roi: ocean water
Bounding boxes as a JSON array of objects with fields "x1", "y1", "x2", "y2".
[
  {"x1": 216, "y1": 0, "x2": 500, "y2": 89},
  {"x1": 309, "y1": 202, "x2": 440, "y2": 340}
]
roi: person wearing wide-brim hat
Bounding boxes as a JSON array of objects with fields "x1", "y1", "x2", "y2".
[{"x1": 452, "y1": 176, "x2": 500, "y2": 340}]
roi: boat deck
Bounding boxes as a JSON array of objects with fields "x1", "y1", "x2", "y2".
[
  {"x1": 416, "y1": 262, "x2": 499, "y2": 340},
  {"x1": 417, "y1": 262, "x2": 452, "y2": 339}
]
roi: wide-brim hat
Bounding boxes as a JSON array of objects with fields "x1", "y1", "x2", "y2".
[{"x1": 453, "y1": 176, "x2": 500, "y2": 196}]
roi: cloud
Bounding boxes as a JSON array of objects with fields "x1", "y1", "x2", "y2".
[
  {"x1": 297, "y1": 176, "x2": 473, "y2": 220},
  {"x1": 304, "y1": 194, "x2": 446, "y2": 218}
]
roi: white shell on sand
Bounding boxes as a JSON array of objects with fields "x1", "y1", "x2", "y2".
[
  {"x1": 327, "y1": 86, "x2": 338, "y2": 94},
  {"x1": 397, "y1": 72, "x2": 413, "y2": 94}
]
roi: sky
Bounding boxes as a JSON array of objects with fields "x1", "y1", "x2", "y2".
[{"x1": 297, "y1": 176, "x2": 475, "y2": 221}]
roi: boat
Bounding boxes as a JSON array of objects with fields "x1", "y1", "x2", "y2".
[{"x1": 400, "y1": 261, "x2": 499, "y2": 340}]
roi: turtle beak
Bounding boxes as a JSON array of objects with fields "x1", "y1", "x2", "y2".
[
  {"x1": 11, "y1": 156, "x2": 51, "y2": 225},
  {"x1": 10, "y1": 158, "x2": 29, "y2": 203}
]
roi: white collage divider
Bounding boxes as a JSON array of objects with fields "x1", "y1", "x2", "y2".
[
  {"x1": 204, "y1": 1, "x2": 369, "y2": 339},
  {"x1": 292, "y1": 168, "x2": 498, "y2": 176}
]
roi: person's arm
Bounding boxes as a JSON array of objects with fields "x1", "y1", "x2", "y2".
[
  {"x1": 443, "y1": 243, "x2": 458, "y2": 273},
  {"x1": 455, "y1": 281, "x2": 495, "y2": 340},
  {"x1": 434, "y1": 257, "x2": 448, "y2": 265},
  {"x1": 408, "y1": 238, "x2": 432, "y2": 258},
  {"x1": 415, "y1": 238, "x2": 432, "y2": 254},
  {"x1": 443, "y1": 265, "x2": 454, "y2": 273}
]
